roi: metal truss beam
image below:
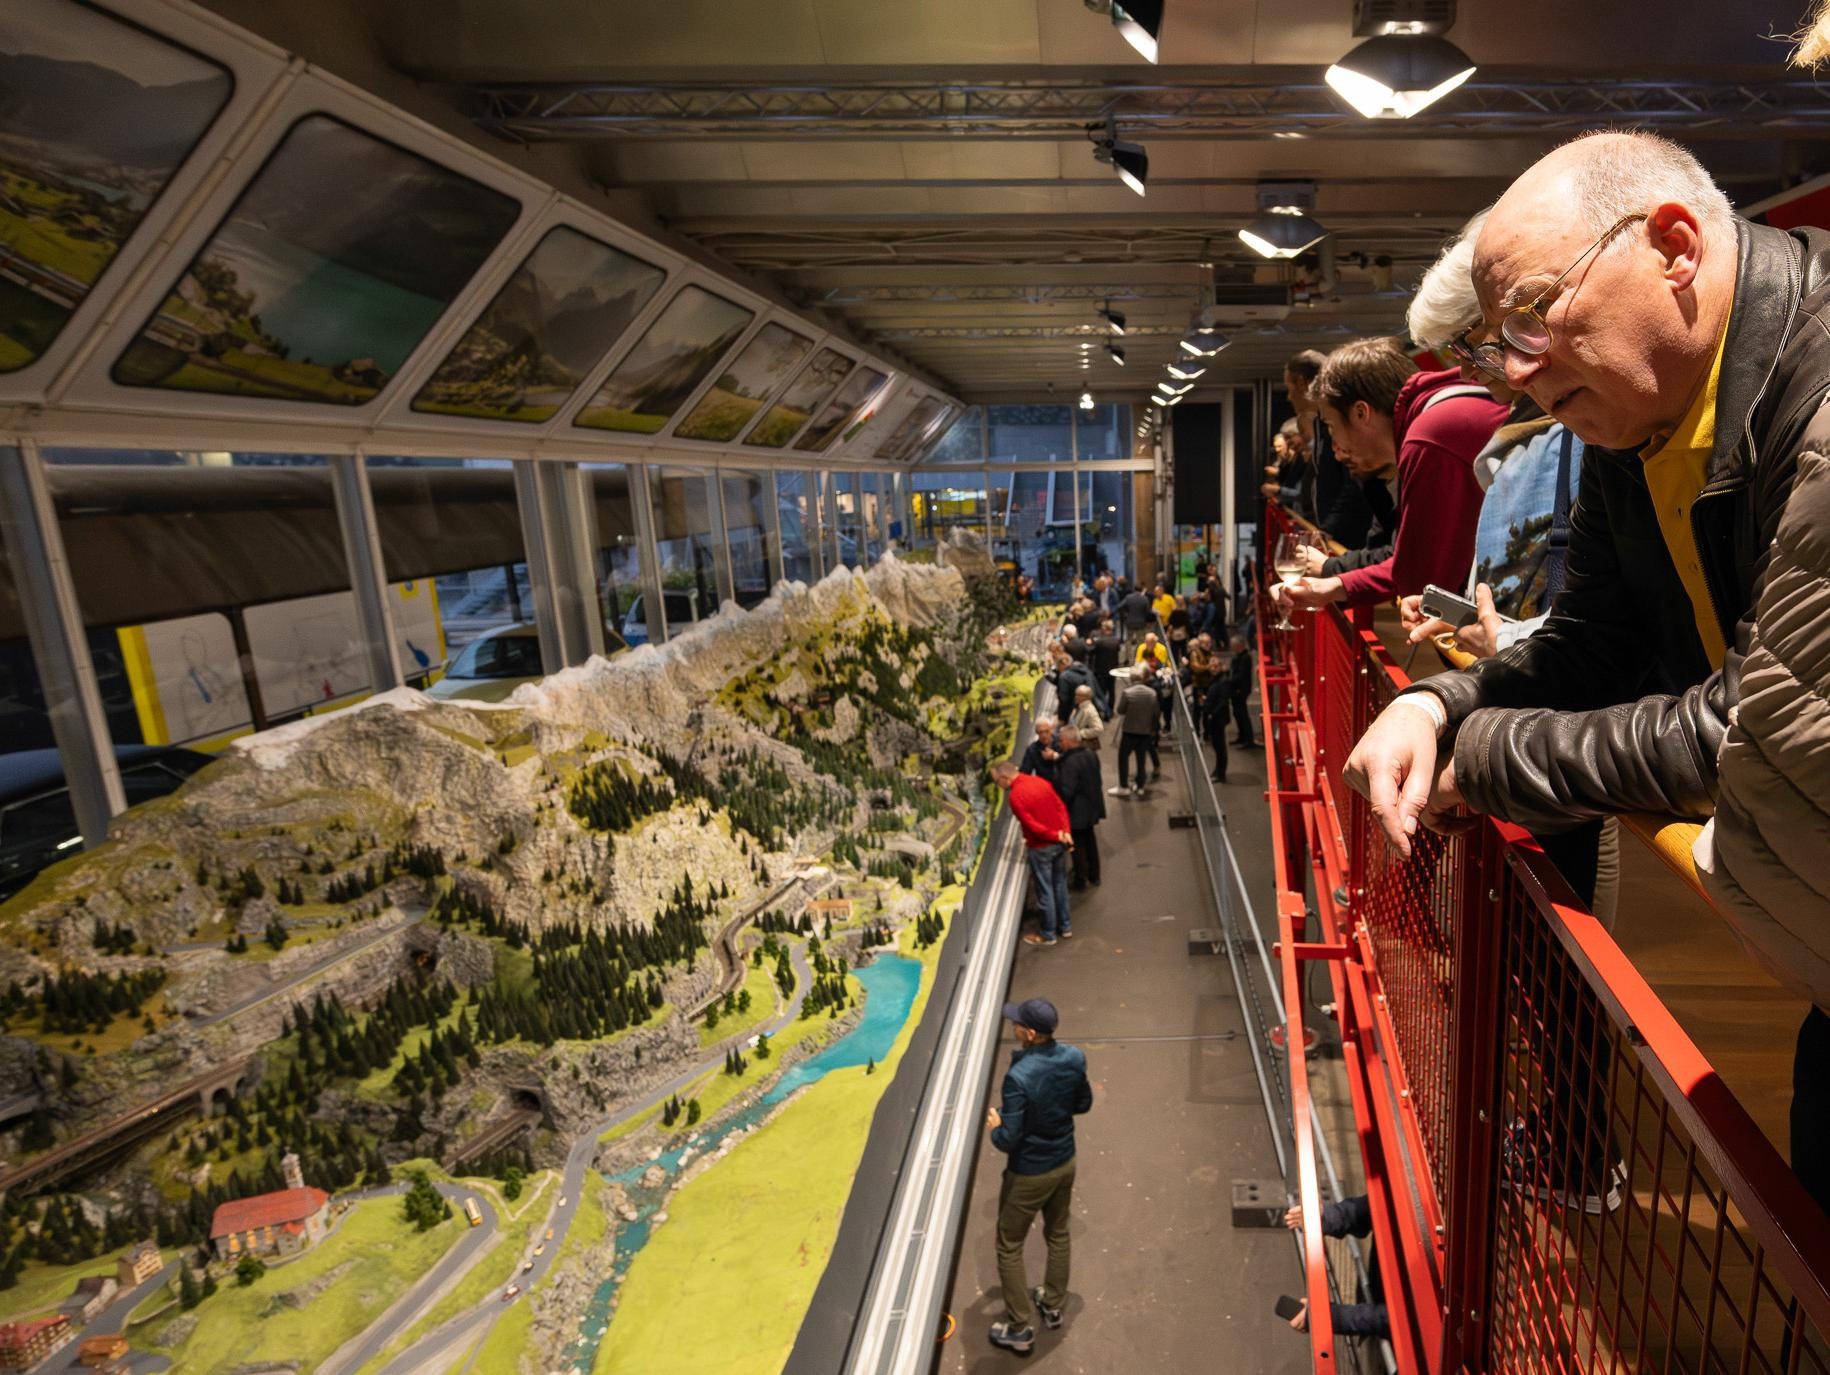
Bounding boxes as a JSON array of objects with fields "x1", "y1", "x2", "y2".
[{"x1": 471, "y1": 78, "x2": 1830, "y2": 142}]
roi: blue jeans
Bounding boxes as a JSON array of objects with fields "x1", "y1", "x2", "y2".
[{"x1": 1026, "y1": 843, "x2": 1071, "y2": 939}]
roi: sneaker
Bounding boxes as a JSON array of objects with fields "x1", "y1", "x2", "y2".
[
  {"x1": 1031, "y1": 1287, "x2": 1064, "y2": 1330},
  {"x1": 1107, "y1": 785, "x2": 1129, "y2": 797},
  {"x1": 1022, "y1": 932, "x2": 1057, "y2": 947},
  {"x1": 1059, "y1": 929, "x2": 1074, "y2": 940},
  {"x1": 1131, "y1": 785, "x2": 1143, "y2": 799},
  {"x1": 989, "y1": 1321, "x2": 1035, "y2": 1354}
]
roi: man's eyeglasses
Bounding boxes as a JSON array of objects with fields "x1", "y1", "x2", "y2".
[{"x1": 1450, "y1": 211, "x2": 1649, "y2": 377}]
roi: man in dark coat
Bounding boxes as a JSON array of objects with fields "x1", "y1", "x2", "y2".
[
  {"x1": 1018, "y1": 718, "x2": 1061, "y2": 788},
  {"x1": 1226, "y1": 635, "x2": 1256, "y2": 748},
  {"x1": 1053, "y1": 727, "x2": 1105, "y2": 888},
  {"x1": 1088, "y1": 619, "x2": 1122, "y2": 717}
]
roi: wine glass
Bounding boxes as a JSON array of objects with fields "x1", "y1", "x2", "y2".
[{"x1": 1271, "y1": 531, "x2": 1308, "y2": 631}]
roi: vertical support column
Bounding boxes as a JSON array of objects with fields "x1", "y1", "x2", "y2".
[
  {"x1": 706, "y1": 470, "x2": 736, "y2": 606},
  {"x1": 329, "y1": 453, "x2": 404, "y2": 694},
  {"x1": 628, "y1": 462, "x2": 668, "y2": 646},
  {"x1": 0, "y1": 441, "x2": 124, "y2": 843},
  {"x1": 803, "y1": 471, "x2": 826, "y2": 582},
  {"x1": 1220, "y1": 389, "x2": 1238, "y2": 607},
  {"x1": 1070, "y1": 462, "x2": 1083, "y2": 592},
  {"x1": 562, "y1": 462, "x2": 607, "y2": 661},
  {"x1": 763, "y1": 470, "x2": 786, "y2": 592},
  {"x1": 512, "y1": 459, "x2": 566, "y2": 677},
  {"x1": 824, "y1": 471, "x2": 843, "y2": 571}
]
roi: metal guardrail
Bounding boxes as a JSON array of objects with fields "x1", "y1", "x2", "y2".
[
  {"x1": 839, "y1": 682, "x2": 1048, "y2": 1375},
  {"x1": 1260, "y1": 500, "x2": 1830, "y2": 1375}
]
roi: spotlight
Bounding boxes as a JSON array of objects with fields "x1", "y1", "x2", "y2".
[
  {"x1": 1178, "y1": 328, "x2": 1229, "y2": 357},
  {"x1": 1107, "y1": 342, "x2": 1126, "y2": 365},
  {"x1": 1097, "y1": 303, "x2": 1128, "y2": 335},
  {"x1": 1166, "y1": 361, "x2": 1206, "y2": 380},
  {"x1": 1325, "y1": 34, "x2": 1476, "y2": 119},
  {"x1": 1239, "y1": 213, "x2": 1328, "y2": 259},
  {"x1": 1088, "y1": 116, "x2": 1148, "y2": 196},
  {"x1": 1157, "y1": 381, "x2": 1191, "y2": 396},
  {"x1": 1079, "y1": 389, "x2": 1096, "y2": 410},
  {"x1": 1110, "y1": 0, "x2": 1164, "y2": 63}
]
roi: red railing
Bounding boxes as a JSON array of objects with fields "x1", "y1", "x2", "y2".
[{"x1": 1260, "y1": 503, "x2": 1830, "y2": 1375}]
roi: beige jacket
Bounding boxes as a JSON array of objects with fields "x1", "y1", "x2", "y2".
[
  {"x1": 1695, "y1": 441, "x2": 1830, "y2": 1007},
  {"x1": 1067, "y1": 701, "x2": 1104, "y2": 751}
]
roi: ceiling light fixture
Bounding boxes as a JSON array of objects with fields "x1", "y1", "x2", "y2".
[
  {"x1": 1157, "y1": 381, "x2": 1192, "y2": 396},
  {"x1": 1167, "y1": 361, "x2": 1206, "y2": 380},
  {"x1": 1325, "y1": 2, "x2": 1476, "y2": 119},
  {"x1": 1178, "y1": 327, "x2": 1229, "y2": 357},
  {"x1": 1087, "y1": 116, "x2": 1148, "y2": 196},
  {"x1": 1110, "y1": 0, "x2": 1164, "y2": 62},
  {"x1": 1239, "y1": 180, "x2": 1328, "y2": 260},
  {"x1": 1097, "y1": 303, "x2": 1128, "y2": 335},
  {"x1": 1107, "y1": 342, "x2": 1126, "y2": 365},
  {"x1": 1079, "y1": 389, "x2": 1096, "y2": 410}
]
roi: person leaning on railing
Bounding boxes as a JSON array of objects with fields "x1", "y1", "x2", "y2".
[
  {"x1": 1269, "y1": 337, "x2": 1506, "y2": 619},
  {"x1": 1287, "y1": 348, "x2": 1375, "y2": 548},
  {"x1": 1340, "y1": 129, "x2": 1830, "y2": 1219},
  {"x1": 1398, "y1": 206, "x2": 1621, "y2": 926}
]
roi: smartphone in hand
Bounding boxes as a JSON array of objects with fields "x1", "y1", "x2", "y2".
[
  {"x1": 1274, "y1": 1295, "x2": 1305, "y2": 1321},
  {"x1": 1419, "y1": 583, "x2": 1481, "y2": 630}
]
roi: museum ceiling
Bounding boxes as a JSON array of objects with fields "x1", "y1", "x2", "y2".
[{"x1": 198, "y1": 0, "x2": 1827, "y2": 400}]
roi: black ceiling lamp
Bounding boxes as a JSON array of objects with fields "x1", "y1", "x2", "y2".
[
  {"x1": 1107, "y1": 341, "x2": 1127, "y2": 365},
  {"x1": 1097, "y1": 302, "x2": 1128, "y2": 335},
  {"x1": 1083, "y1": 0, "x2": 1164, "y2": 63},
  {"x1": 1088, "y1": 116, "x2": 1148, "y2": 197},
  {"x1": 1239, "y1": 181, "x2": 1329, "y2": 260},
  {"x1": 1325, "y1": 0, "x2": 1475, "y2": 119}
]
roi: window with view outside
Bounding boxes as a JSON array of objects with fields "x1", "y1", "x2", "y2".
[
  {"x1": 573, "y1": 286, "x2": 753, "y2": 434},
  {"x1": 580, "y1": 462, "x2": 645, "y2": 652},
  {"x1": 647, "y1": 467, "x2": 721, "y2": 633},
  {"x1": 911, "y1": 471, "x2": 988, "y2": 548},
  {"x1": 922, "y1": 406, "x2": 985, "y2": 465},
  {"x1": 776, "y1": 471, "x2": 817, "y2": 585},
  {"x1": 1074, "y1": 403, "x2": 1134, "y2": 459},
  {"x1": 722, "y1": 470, "x2": 776, "y2": 608},
  {"x1": 988, "y1": 404, "x2": 1072, "y2": 463},
  {"x1": 831, "y1": 472, "x2": 862, "y2": 569},
  {"x1": 413, "y1": 227, "x2": 666, "y2": 424},
  {"x1": 0, "y1": 0, "x2": 233, "y2": 374},
  {"x1": 113, "y1": 116, "x2": 520, "y2": 406}
]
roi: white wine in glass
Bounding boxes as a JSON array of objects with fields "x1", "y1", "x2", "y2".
[{"x1": 1271, "y1": 532, "x2": 1305, "y2": 630}]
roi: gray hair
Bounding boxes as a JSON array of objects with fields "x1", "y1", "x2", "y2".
[
  {"x1": 1035, "y1": 716, "x2": 1057, "y2": 732},
  {"x1": 1559, "y1": 130, "x2": 1735, "y2": 240},
  {"x1": 1075, "y1": 684, "x2": 1093, "y2": 699},
  {"x1": 1058, "y1": 727, "x2": 1081, "y2": 747},
  {"x1": 1277, "y1": 417, "x2": 1301, "y2": 438},
  {"x1": 1407, "y1": 209, "x2": 1489, "y2": 349}
]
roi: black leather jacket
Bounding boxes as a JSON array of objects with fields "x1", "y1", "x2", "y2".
[{"x1": 1420, "y1": 220, "x2": 1830, "y2": 829}]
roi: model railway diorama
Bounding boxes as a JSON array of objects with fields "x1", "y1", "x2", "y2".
[{"x1": 0, "y1": 540, "x2": 1046, "y2": 1375}]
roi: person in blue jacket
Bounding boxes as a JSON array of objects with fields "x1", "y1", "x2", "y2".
[{"x1": 985, "y1": 997, "x2": 1094, "y2": 1354}]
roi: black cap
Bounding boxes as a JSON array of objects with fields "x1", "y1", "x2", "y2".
[{"x1": 1002, "y1": 998, "x2": 1058, "y2": 1035}]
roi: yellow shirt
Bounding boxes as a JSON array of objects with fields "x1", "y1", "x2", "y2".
[
  {"x1": 1151, "y1": 593, "x2": 1176, "y2": 623},
  {"x1": 1135, "y1": 642, "x2": 1169, "y2": 667},
  {"x1": 1640, "y1": 315, "x2": 1731, "y2": 671}
]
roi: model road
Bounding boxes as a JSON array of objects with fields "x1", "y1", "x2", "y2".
[
  {"x1": 188, "y1": 914, "x2": 426, "y2": 1030},
  {"x1": 369, "y1": 941, "x2": 816, "y2": 1375},
  {"x1": 37, "y1": 1258, "x2": 177, "y2": 1375}
]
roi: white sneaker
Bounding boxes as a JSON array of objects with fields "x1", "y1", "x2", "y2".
[{"x1": 1107, "y1": 786, "x2": 1129, "y2": 796}]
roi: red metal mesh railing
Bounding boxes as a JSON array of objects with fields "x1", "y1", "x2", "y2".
[{"x1": 1260, "y1": 503, "x2": 1830, "y2": 1375}]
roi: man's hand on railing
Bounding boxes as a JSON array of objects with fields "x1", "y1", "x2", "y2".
[
  {"x1": 1270, "y1": 575, "x2": 1343, "y2": 613},
  {"x1": 1343, "y1": 699, "x2": 1464, "y2": 859}
]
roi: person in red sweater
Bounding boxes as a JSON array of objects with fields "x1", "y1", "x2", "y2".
[
  {"x1": 1273, "y1": 338, "x2": 1506, "y2": 614},
  {"x1": 993, "y1": 760, "x2": 1074, "y2": 946}
]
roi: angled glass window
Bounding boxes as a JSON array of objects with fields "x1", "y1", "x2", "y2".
[
  {"x1": 113, "y1": 115, "x2": 520, "y2": 405},
  {"x1": 412, "y1": 226, "x2": 665, "y2": 424},
  {"x1": 743, "y1": 346, "x2": 853, "y2": 449},
  {"x1": 0, "y1": 0, "x2": 232, "y2": 373},
  {"x1": 795, "y1": 366, "x2": 889, "y2": 453},
  {"x1": 573, "y1": 284, "x2": 753, "y2": 434},
  {"x1": 673, "y1": 321, "x2": 812, "y2": 442},
  {"x1": 878, "y1": 396, "x2": 951, "y2": 462}
]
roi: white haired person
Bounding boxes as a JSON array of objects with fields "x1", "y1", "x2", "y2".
[
  {"x1": 1341, "y1": 130, "x2": 1830, "y2": 1216},
  {"x1": 1400, "y1": 207, "x2": 1619, "y2": 926}
]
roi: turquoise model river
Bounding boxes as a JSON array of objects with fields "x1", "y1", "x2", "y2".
[{"x1": 568, "y1": 952, "x2": 922, "y2": 1371}]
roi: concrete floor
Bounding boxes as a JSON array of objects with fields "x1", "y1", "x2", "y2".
[{"x1": 940, "y1": 723, "x2": 1319, "y2": 1375}]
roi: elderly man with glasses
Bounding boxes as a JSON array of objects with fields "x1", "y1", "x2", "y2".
[{"x1": 1342, "y1": 129, "x2": 1830, "y2": 1213}]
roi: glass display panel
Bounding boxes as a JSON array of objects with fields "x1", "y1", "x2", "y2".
[
  {"x1": 722, "y1": 469, "x2": 776, "y2": 608},
  {"x1": 776, "y1": 470, "x2": 816, "y2": 584},
  {"x1": 743, "y1": 346, "x2": 853, "y2": 449},
  {"x1": 113, "y1": 116, "x2": 520, "y2": 405},
  {"x1": 581, "y1": 462, "x2": 644, "y2": 653},
  {"x1": 647, "y1": 466, "x2": 722, "y2": 630},
  {"x1": 794, "y1": 366, "x2": 889, "y2": 453},
  {"x1": 412, "y1": 226, "x2": 665, "y2": 423},
  {"x1": 573, "y1": 284, "x2": 753, "y2": 434},
  {"x1": 0, "y1": 0, "x2": 232, "y2": 372},
  {"x1": 673, "y1": 321, "x2": 812, "y2": 442}
]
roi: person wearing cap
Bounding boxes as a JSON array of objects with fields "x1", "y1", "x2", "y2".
[
  {"x1": 985, "y1": 997, "x2": 1094, "y2": 1355},
  {"x1": 992, "y1": 759, "x2": 1074, "y2": 946}
]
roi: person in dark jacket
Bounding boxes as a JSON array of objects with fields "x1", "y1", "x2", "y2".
[
  {"x1": 1056, "y1": 656, "x2": 1104, "y2": 719},
  {"x1": 1288, "y1": 348, "x2": 1375, "y2": 548},
  {"x1": 1115, "y1": 585, "x2": 1154, "y2": 651},
  {"x1": 986, "y1": 997, "x2": 1094, "y2": 1354},
  {"x1": 1018, "y1": 718, "x2": 1061, "y2": 788},
  {"x1": 1088, "y1": 619, "x2": 1122, "y2": 717},
  {"x1": 1226, "y1": 636, "x2": 1256, "y2": 748},
  {"x1": 1281, "y1": 1194, "x2": 1388, "y2": 1340},
  {"x1": 1343, "y1": 132, "x2": 1830, "y2": 1213},
  {"x1": 1053, "y1": 727, "x2": 1105, "y2": 889},
  {"x1": 1202, "y1": 674, "x2": 1231, "y2": 783}
]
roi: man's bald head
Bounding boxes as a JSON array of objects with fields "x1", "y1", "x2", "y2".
[{"x1": 1472, "y1": 131, "x2": 1738, "y2": 451}]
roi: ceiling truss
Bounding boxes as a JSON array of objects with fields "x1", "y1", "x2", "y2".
[{"x1": 471, "y1": 77, "x2": 1830, "y2": 142}]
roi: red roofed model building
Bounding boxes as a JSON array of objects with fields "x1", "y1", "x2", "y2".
[
  {"x1": 209, "y1": 1186, "x2": 330, "y2": 1262},
  {"x1": 0, "y1": 1315, "x2": 73, "y2": 1371}
]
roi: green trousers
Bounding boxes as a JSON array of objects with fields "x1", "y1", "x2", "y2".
[{"x1": 996, "y1": 1157, "x2": 1076, "y2": 1328}]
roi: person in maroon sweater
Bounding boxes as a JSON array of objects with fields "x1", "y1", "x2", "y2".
[
  {"x1": 993, "y1": 760, "x2": 1074, "y2": 947},
  {"x1": 1273, "y1": 338, "x2": 1506, "y2": 615}
]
